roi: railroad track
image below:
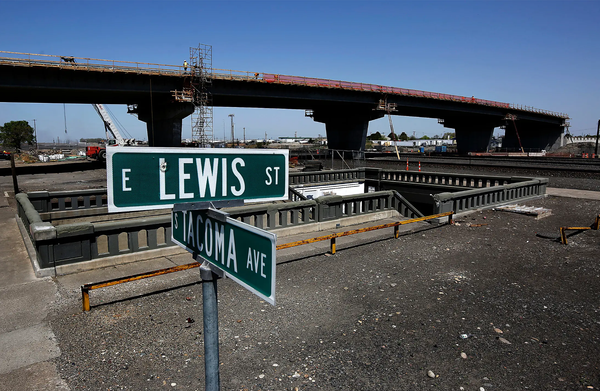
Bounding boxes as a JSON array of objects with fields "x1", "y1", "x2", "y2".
[{"x1": 365, "y1": 154, "x2": 600, "y2": 174}]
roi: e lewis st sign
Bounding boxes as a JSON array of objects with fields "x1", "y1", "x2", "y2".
[
  {"x1": 172, "y1": 205, "x2": 276, "y2": 305},
  {"x1": 107, "y1": 147, "x2": 288, "y2": 212}
]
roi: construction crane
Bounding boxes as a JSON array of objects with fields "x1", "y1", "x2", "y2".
[
  {"x1": 378, "y1": 99, "x2": 400, "y2": 159},
  {"x1": 92, "y1": 104, "x2": 135, "y2": 146},
  {"x1": 86, "y1": 104, "x2": 136, "y2": 161}
]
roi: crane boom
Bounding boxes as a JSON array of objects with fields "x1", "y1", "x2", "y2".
[{"x1": 92, "y1": 104, "x2": 134, "y2": 146}]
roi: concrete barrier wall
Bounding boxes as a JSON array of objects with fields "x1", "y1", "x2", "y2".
[
  {"x1": 27, "y1": 189, "x2": 107, "y2": 213},
  {"x1": 17, "y1": 189, "x2": 421, "y2": 270},
  {"x1": 17, "y1": 168, "x2": 546, "y2": 270},
  {"x1": 364, "y1": 168, "x2": 548, "y2": 216},
  {"x1": 432, "y1": 177, "x2": 548, "y2": 215},
  {"x1": 290, "y1": 169, "x2": 365, "y2": 186},
  {"x1": 366, "y1": 168, "x2": 519, "y2": 188}
]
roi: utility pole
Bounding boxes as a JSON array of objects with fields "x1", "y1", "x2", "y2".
[
  {"x1": 228, "y1": 114, "x2": 234, "y2": 144},
  {"x1": 243, "y1": 127, "x2": 246, "y2": 144},
  {"x1": 32, "y1": 119, "x2": 37, "y2": 150},
  {"x1": 594, "y1": 119, "x2": 600, "y2": 157}
]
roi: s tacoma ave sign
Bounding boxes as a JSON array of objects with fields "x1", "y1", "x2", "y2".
[{"x1": 171, "y1": 205, "x2": 277, "y2": 305}]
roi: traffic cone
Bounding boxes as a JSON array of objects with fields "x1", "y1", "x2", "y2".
[
  {"x1": 418, "y1": 161, "x2": 421, "y2": 172},
  {"x1": 406, "y1": 159, "x2": 409, "y2": 171}
]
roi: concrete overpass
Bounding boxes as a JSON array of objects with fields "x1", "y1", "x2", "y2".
[{"x1": 0, "y1": 51, "x2": 569, "y2": 152}]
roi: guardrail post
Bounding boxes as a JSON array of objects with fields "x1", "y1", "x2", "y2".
[
  {"x1": 82, "y1": 288, "x2": 90, "y2": 312},
  {"x1": 330, "y1": 237, "x2": 336, "y2": 254},
  {"x1": 560, "y1": 227, "x2": 567, "y2": 245}
]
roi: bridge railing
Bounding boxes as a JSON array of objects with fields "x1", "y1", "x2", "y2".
[
  {"x1": 26, "y1": 189, "x2": 108, "y2": 213},
  {"x1": 0, "y1": 51, "x2": 184, "y2": 75},
  {"x1": 212, "y1": 69, "x2": 567, "y2": 118},
  {"x1": 432, "y1": 178, "x2": 549, "y2": 215},
  {"x1": 289, "y1": 168, "x2": 520, "y2": 190},
  {"x1": 289, "y1": 169, "x2": 365, "y2": 186},
  {"x1": 17, "y1": 189, "x2": 420, "y2": 270},
  {"x1": 365, "y1": 168, "x2": 517, "y2": 188},
  {"x1": 256, "y1": 74, "x2": 568, "y2": 119}
]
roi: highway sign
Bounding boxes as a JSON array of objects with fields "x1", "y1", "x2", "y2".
[
  {"x1": 171, "y1": 205, "x2": 276, "y2": 305},
  {"x1": 107, "y1": 147, "x2": 288, "y2": 212}
]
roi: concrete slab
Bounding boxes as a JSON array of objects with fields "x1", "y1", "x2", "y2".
[
  {"x1": 0, "y1": 323, "x2": 61, "y2": 375},
  {"x1": 547, "y1": 187, "x2": 600, "y2": 200},
  {"x1": 0, "y1": 279, "x2": 56, "y2": 333},
  {"x1": 0, "y1": 214, "x2": 38, "y2": 286}
]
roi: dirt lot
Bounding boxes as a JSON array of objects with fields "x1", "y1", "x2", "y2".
[{"x1": 2, "y1": 162, "x2": 600, "y2": 390}]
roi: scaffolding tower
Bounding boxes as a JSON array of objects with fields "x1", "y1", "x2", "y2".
[{"x1": 188, "y1": 44, "x2": 213, "y2": 147}]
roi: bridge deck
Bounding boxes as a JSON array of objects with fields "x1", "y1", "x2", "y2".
[{"x1": 0, "y1": 50, "x2": 568, "y2": 119}]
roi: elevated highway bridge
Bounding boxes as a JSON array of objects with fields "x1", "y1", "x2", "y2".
[{"x1": 0, "y1": 51, "x2": 569, "y2": 153}]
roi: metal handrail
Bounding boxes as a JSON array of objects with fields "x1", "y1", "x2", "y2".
[{"x1": 0, "y1": 50, "x2": 183, "y2": 75}]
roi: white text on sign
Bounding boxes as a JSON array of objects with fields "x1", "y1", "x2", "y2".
[
  {"x1": 118, "y1": 157, "x2": 283, "y2": 200},
  {"x1": 173, "y1": 211, "x2": 269, "y2": 279}
]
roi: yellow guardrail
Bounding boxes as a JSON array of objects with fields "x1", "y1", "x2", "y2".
[
  {"x1": 559, "y1": 214, "x2": 600, "y2": 245},
  {"x1": 276, "y1": 211, "x2": 454, "y2": 254},
  {"x1": 81, "y1": 211, "x2": 453, "y2": 311},
  {"x1": 81, "y1": 262, "x2": 201, "y2": 311}
]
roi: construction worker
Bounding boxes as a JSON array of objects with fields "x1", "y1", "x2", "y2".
[{"x1": 183, "y1": 60, "x2": 188, "y2": 72}]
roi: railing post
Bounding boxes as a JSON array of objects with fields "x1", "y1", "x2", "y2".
[{"x1": 82, "y1": 287, "x2": 90, "y2": 312}]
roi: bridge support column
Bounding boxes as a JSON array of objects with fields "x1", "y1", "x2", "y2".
[
  {"x1": 503, "y1": 120, "x2": 564, "y2": 152},
  {"x1": 135, "y1": 101, "x2": 194, "y2": 147},
  {"x1": 312, "y1": 109, "x2": 383, "y2": 151},
  {"x1": 443, "y1": 118, "x2": 499, "y2": 154}
]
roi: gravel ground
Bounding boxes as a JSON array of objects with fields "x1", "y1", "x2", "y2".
[
  {"x1": 48, "y1": 195, "x2": 600, "y2": 391},
  {"x1": 2, "y1": 160, "x2": 599, "y2": 390}
]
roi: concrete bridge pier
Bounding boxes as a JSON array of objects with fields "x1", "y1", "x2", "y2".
[
  {"x1": 312, "y1": 108, "x2": 384, "y2": 151},
  {"x1": 443, "y1": 117, "x2": 499, "y2": 154},
  {"x1": 503, "y1": 120, "x2": 564, "y2": 152},
  {"x1": 134, "y1": 101, "x2": 194, "y2": 147}
]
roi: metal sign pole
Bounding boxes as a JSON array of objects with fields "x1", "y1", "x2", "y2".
[
  {"x1": 199, "y1": 260, "x2": 221, "y2": 391},
  {"x1": 172, "y1": 200, "x2": 276, "y2": 389}
]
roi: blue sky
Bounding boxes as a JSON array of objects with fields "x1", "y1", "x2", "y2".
[{"x1": 1, "y1": 0, "x2": 598, "y2": 143}]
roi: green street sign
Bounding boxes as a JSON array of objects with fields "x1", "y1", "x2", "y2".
[
  {"x1": 107, "y1": 147, "x2": 288, "y2": 212},
  {"x1": 171, "y1": 205, "x2": 276, "y2": 305}
]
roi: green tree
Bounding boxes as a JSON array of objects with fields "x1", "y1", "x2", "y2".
[
  {"x1": 387, "y1": 132, "x2": 398, "y2": 141},
  {"x1": 0, "y1": 121, "x2": 35, "y2": 150},
  {"x1": 367, "y1": 131, "x2": 386, "y2": 141},
  {"x1": 399, "y1": 132, "x2": 409, "y2": 141},
  {"x1": 420, "y1": 135, "x2": 430, "y2": 140}
]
